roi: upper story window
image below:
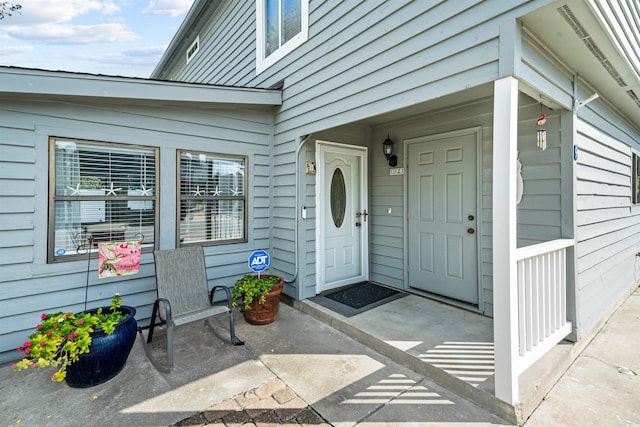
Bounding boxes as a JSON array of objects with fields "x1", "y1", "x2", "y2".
[
  {"x1": 256, "y1": 0, "x2": 308, "y2": 74},
  {"x1": 178, "y1": 151, "x2": 247, "y2": 246},
  {"x1": 49, "y1": 137, "x2": 158, "y2": 262}
]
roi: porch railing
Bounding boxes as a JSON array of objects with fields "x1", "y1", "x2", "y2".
[{"x1": 514, "y1": 239, "x2": 574, "y2": 374}]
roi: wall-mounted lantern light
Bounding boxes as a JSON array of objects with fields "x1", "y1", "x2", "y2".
[{"x1": 383, "y1": 134, "x2": 398, "y2": 167}]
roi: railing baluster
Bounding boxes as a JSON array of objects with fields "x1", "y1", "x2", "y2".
[{"x1": 514, "y1": 239, "x2": 574, "y2": 374}]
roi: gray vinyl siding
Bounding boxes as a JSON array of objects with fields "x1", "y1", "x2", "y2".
[
  {"x1": 158, "y1": 0, "x2": 557, "y2": 303},
  {"x1": 573, "y1": 113, "x2": 640, "y2": 339},
  {"x1": 0, "y1": 98, "x2": 274, "y2": 362},
  {"x1": 156, "y1": 0, "x2": 640, "y2": 337},
  {"x1": 521, "y1": 26, "x2": 640, "y2": 338},
  {"x1": 364, "y1": 91, "x2": 563, "y2": 316}
]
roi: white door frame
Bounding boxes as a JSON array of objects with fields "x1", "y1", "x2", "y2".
[
  {"x1": 315, "y1": 140, "x2": 369, "y2": 293},
  {"x1": 403, "y1": 127, "x2": 483, "y2": 308}
]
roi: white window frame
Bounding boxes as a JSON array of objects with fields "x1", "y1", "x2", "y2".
[
  {"x1": 633, "y1": 151, "x2": 640, "y2": 205},
  {"x1": 256, "y1": 0, "x2": 309, "y2": 74},
  {"x1": 186, "y1": 35, "x2": 200, "y2": 64}
]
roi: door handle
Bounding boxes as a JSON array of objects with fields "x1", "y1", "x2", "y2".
[
  {"x1": 355, "y1": 210, "x2": 368, "y2": 222},
  {"x1": 467, "y1": 228, "x2": 475, "y2": 234}
]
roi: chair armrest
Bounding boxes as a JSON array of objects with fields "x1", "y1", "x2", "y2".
[
  {"x1": 210, "y1": 285, "x2": 233, "y2": 307},
  {"x1": 156, "y1": 297, "x2": 172, "y2": 323}
]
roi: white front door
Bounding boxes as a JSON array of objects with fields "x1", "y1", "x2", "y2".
[
  {"x1": 407, "y1": 129, "x2": 479, "y2": 304},
  {"x1": 316, "y1": 141, "x2": 368, "y2": 293}
]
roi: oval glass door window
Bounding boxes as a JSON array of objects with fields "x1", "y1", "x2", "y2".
[{"x1": 330, "y1": 168, "x2": 346, "y2": 228}]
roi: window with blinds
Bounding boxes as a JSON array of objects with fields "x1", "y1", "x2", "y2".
[
  {"x1": 49, "y1": 137, "x2": 158, "y2": 261},
  {"x1": 178, "y1": 151, "x2": 247, "y2": 246}
]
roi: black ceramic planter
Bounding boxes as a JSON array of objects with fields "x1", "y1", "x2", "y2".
[{"x1": 65, "y1": 306, "x2": 137, "y2": 388}]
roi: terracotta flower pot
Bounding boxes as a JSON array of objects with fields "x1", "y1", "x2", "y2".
[{"x1": 242, "y1": 276, "x2": 284, "y2": 325}]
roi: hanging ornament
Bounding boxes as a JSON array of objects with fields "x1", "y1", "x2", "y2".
[{"x1": 536, "y1": 105, "x2": 547, "y2": 150}]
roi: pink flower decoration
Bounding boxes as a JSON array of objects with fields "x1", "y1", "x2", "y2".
[
  {"x1": 112, "y1": 255, "x2": 140, "y2": 272},
  {"x1": 31, "y1": 363, "x2": 37, "y2": 369},
  {"x1": 37, "y1": 324, "x2": 43, "y2": 329},
  {"x1": 41, "y1": 313, "x2": 47, "y2": 320},
  {"x1": 46, "y1": 331, "x2": 52, "y2": 336},
  {"x1": 39, "y1": 341, "x2": 46, "y2": 347},
  {"x1": 78, "y1": 319, "x2": 84, "y2": 325},
  {"x1": 24, "y1": 348, "x2": 30, "y2": 355},
  {"x1": 65, "y1": 313, "x2": 71, "y2": 319},
  {"x1": 11, "y1": 363, "x2": 16, "y2": 369},
  {"x1": 23, "y1": 342, "x2": 32, "y2": 347}
]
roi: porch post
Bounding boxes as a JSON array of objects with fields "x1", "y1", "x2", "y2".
[{"x1": 492, "y1": 76, "x2": 519, "y2": 404}]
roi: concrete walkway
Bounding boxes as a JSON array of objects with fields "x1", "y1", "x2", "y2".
[
  {"x1": 0, "y1": 287, "x2": 638, "y2": 426},
  {"x1": 524, "y1": 288, "x2": 640, "y2": 427}
]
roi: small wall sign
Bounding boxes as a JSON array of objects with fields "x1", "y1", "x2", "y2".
[{"x1": 306, "y1": 161, "x2": 316, "y2": 174}]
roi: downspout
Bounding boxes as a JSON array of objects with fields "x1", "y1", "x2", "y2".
[{"x1": 283, "y1": 134, "x2": 312, "y2": 287}]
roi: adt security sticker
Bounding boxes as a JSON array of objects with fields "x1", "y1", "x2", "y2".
[{"x1": 248, "y1": 250, "x2": 270, "y2": 272}]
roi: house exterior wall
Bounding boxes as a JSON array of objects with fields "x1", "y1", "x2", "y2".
[
  {"x1": 158, "y1": 0, "x2": 557, "y2": 299},
  {"x1": 520, "y1": 25, "x2": 640, "y2": 340},
  {"x1": 0, "y1": 97, "x2": 274, "y2": 362},
  {"x1": 573, "y1": 114, "x2": 640, "y2": 339},
  {"x1": 362, "y1": 92, "x2": 564, "y2": 316},
  {"x1": 159, "y1": 0, "x2": 639, "y2": 342}
]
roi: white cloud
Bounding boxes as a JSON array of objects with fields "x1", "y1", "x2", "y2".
[
  {"x1": 9, "y1": 0, "x2": 107, "y2": 24},
  {"x1": 143, "y1": 0, "x2": 193, "y2": 17},
  {"x1": 4, "y1": 23, "x2": 139, "y2": 44},
  {"x1": 3, "y1": 1, "x2": 134, "y2": 44},
  {"x1": 102, "y1": 2, "x2": 121, "y2": 16},
  {"x1": 0, "y1": 45, "x2": 34, "y2": 55}
]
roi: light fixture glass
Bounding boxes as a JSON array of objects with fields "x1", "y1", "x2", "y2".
[
  {"x1": 382, "y1": 134, "x2": 397, "y2": 167},
  {"x1": 383, "y1": 134, "x2": 394, "y2": 157}
]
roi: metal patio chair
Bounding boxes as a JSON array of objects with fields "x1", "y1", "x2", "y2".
[{"x1": 138, "y1": 245, "x2": 244, "y2": 373}]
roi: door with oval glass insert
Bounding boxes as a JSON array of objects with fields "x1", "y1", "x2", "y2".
[{"x1": 316, "y1": 142, "x2": 368, "y2": 293}]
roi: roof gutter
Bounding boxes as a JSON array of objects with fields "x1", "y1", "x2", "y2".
[{"x1": 0, "y1": 67, "x2": 282, "y2": 107}]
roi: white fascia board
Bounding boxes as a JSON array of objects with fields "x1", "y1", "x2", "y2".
[{"x1": 0, "y1": 67, "x2": 282, "y2": 107}]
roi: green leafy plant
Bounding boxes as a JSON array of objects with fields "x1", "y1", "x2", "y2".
[
  {"x1": 12, "y1": 294, "x2": 126, "y2": 382},
  {"x1": 232, "y1": 275, "x2": 281, "y2": 311}
]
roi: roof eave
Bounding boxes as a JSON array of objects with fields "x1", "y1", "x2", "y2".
[
  {"x1": 151, "y1": 0, "x2": 217, "y2": 80},
  {"x1": 0, "y1": 67, "x2": 281, "y2": 107}
]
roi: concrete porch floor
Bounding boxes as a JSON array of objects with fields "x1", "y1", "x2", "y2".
[
  {"x1": 0, "y1": 298, "x2": 511, "y2": 427},
  {"x1": 297, "y1": 291, "x2": 577, "y2": 423},
  {"x1": 1, "y1": 287, "x2": 637, "y2": 426}
]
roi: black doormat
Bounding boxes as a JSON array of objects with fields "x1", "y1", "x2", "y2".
[{"x1": 310, "y1": 282, "x2": 406, "y2": 317}]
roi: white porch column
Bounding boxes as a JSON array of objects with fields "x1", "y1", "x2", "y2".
[{"x1": 492, "y1": 76, "x2": 519, "y2": 404}]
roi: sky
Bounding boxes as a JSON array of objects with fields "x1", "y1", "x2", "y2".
[{"x1": 0, "y1": 0, "x2": 195, "y2": 78}]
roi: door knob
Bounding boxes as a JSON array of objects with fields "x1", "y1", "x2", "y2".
[
  {"x1": 467, "y1": 228, "x2": 475, "y2": 234},
  {"x1": 468, "y1": 215, "x2": 475, "y2": 221}
]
